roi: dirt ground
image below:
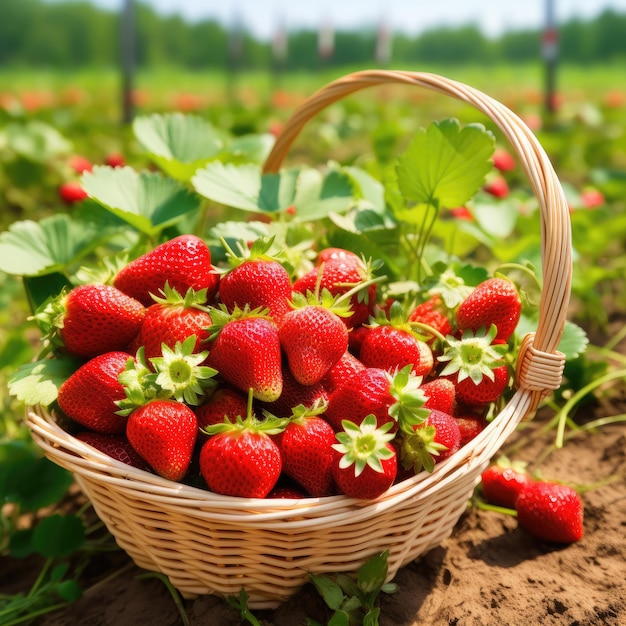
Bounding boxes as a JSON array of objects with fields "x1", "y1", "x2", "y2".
[{"x1": 0, "y1": 399, "x2": 621, "y2": 626}]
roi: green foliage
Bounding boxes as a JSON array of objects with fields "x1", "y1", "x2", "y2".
[{"x1": 308, "y1": 550, "x2": 398, "y2": 626}]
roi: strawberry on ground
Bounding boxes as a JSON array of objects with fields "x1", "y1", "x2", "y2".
[
  {"x1": 456, "y1": 277, "x2": 521, "y2": 343},
  {"x1": 279, "y1": 289, "x2": 350, "y2": 386},
  {"x1": 126, "y1": 399, "x2": 198, "y2": 482},
  {"x1": 331, "y1": 415, "x2": 397, "y2": 499},
  {"x1": 274, "y1": 401, "x2": 337, "y2": 497},
  {"x1": 75, "y1": 431, "x2": 151, "y2": 471},
  {"x1": 206, "y1": 305, "x2": 283, "y2": 402},
  {"x1": 57, "y1": 351, "x2": 132, "y2": 434},
  {"x1": 515, "y1": 481, "x2": 584, "y2": 544},
  {"x1": 114, "y1": 234, "x2": 219, "y2": 307},
  {"x1": 58, "y1": 181, "x2": 88, "y2": 204},
  {"x1": 481, "y1": 456, "x2": 534, "y2": 509},
  {"x1": 37, "y1": 283, "x2": 145, "y2": 359},
  {"x1": 218, "y1": 236, "x2": 293, "y2": 324}
]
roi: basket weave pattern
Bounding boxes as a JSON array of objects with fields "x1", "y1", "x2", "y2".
[{"x1": 27, "y1": 70, "x2": 571, "y2": 609}]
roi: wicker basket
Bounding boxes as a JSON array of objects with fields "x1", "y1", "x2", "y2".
[{"x1": 26, "y1": 70, "x2": 571, "y2": 610}]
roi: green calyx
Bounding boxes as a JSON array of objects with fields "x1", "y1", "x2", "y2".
[
  {"x1": 116, "y1": 336, "x2": 216, "y2": 413},
  {"x1": 205, "y1": 303, "x2": 272, "y2": 341},
  {"x1": 149, "y1": 282, "x2": 209, "y2": 308},
  {"x1": 289, "y1": 288, "x2": 353, "y2": 318},
  {"x1": 398, "y1": 426, "x2": 447, "y2": 474},
  {"x1": 386, "y1": 365, "x2": 430, "y2": 434},
  {"x1": 332, "y1": 415, "x2": 396, "y2": 477},
  {"x1": 438, "y1": 324, "x2": 507, "y2": 384},
  {"x1": 424, "y1": 267, "x2": 473, "y2": 310},
  {"x1": 29, "y1": 289, "x2": 70, "y2": 357},
  {"x1": 204, "y1": 388, "x2": 288, "y2": 436},
  {"x1": 220, "y1": 235, "x2": 285, "y2": 271},
  {"x1": 368, "y1": 300, "x2": 434, "y2": 343},
  {"x1": 282, "y1": 398, "x2": 328, "y2": 423}
]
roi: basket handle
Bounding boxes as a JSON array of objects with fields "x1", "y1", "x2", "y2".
[{"x1": 262, "y1": 69, "x2": 571, "y2": 406}]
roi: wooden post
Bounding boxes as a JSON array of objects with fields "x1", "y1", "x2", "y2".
[{"x1": 121, "y1": 0, "x2": 135, "y2": 125}]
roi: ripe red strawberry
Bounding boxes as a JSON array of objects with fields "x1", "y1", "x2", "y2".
[
  {"x1": 75, "y1": 431, "x2": 150, "y2": 471},
  {"x1": 218, "y1": 237, "x2": 293, "y2": 323},
  {"x1": 195, "y1": 386, "x2": 249, "y2": 434},
  {"x1": 484, "y1": 176, "x2": 509, "y2": 198},
  {"x1": 316, "y1": 247, "x2": 361, "y2": 267},
  {"x1": 42, "y1": 283, "x2": 145, "y2": 359},
  {"x1": 279, "y1": 290, "x2": 350, "y2": 386},
  {"x1": 438, "y1": 326, "x2": 510, "y2": 407},
  {"x1": 481, "y1": 457, "x2": 534, "y2": 509},
  {"x1": 398, "y1": 409, "x2": 462, "y2": 475},
  {"x1": 58, "y1": 181, "x2": 88, "y2": 204},
  {"x1": 420, "y1": 378, "x2": 456, "y2": 414},
  {"x1": 515, "y1": 481, "x2": 584, "y2": 543},
  {"x1": 267, "y1": 485, "x2": 308, "y2": 499},
  {"x1": 126, "y1": 399, "x2": 198, "y2": 482},
  {"x1": 199, "y1": 413, "x2": 286, "y2": 498},
  {"x1": 114, "y1": 234, "x2": 219, "y2": 307},
  {"x1": 320, "y1": 350, "x2": 365, "y2": 395},
  {"x1": 68, "y1": 154, "x2": 93, "y2": 174},
  {"x1": 132, "y1": 285, "x2": 212, "y2": 361},
  {"x1": 274, "y1": 402, "x2": 337, "y2": 497},
  {"x1": 455, "y1": 412, "x2": 488, "y2": 446},
  {"x1": 292, "y1": 254, "x2": 379, "y2": 329},
  {"x1": 456, "y1": 277, "x2": 521, "y2": 343},
  {"x1": 206, "y1": 305, "x2": 283, "y2": 402},
  {"x1": 359, "y1": 325, "x2": 434, "y2": 378},
  {"x1": 57, "y1": 351, "x2": 132, "y2": 434},
  {"x1": 331, "y1": 415, "x2": 397, "y2": 499},
  {"x1": 325, "y1": 365, "x2": 429, "y2": 433},
  {"x1": 492, "y1": 147, "x2": 516, "y2": 172},
  {"x1": 408, "y1": 295, "x2": 454, "y2": 344},
  {"x1": 262, "y1": 365, "x2": 328, "y2": 417},
  {"x1": 104, "y1": 152, "x2": 125, "y2": 168}
]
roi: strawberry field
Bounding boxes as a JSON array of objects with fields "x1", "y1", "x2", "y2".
[{"x1": 1, "y1": 65, "x2": 625, "y2": 625}]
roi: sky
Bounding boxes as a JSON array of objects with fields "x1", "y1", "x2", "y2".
[{"x1": 88, "y1": 0, "x2": 626, "y2": 39}]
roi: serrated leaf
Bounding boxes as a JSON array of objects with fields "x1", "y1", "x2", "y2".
[
  {"x1": 6, "y1": 120, "x2": 72, "y2": 162},
  {"x1": 133, "y1": 112, "x2": 225, "y2": 178},
  {"x1": 0, "y1": 215, "x2": 103, "y2": 276},
  {"x1": 32, "y1": 514, "x2": 85, "y2": 558},
  {"x1": 396, "y1": 119, "x2": 495, "y2": 213},
  {"x1": 193, "y1": 162, "x2": 278, "y2": 212},
  {"x1": 292, "y1": 167, "x2": 355, "y2": 221},
  {"x1": 81, "y1": 166, "x2": 201, "y2": 235},
  {"x1": 557, "y1": 321, "x2": 589, "y2": 360},
  {"x1": 222, "y1": 133, "x2": 275, "y2": 164},
  {"x1": 8, "y1": 357, "x2": 81, "y2": 407},
  {"x1": 472, "y1": 197, "x2": 520, "y2": 238}
]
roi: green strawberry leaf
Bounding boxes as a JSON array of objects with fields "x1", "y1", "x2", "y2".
[
  {"x1": 8, "y1": 356, "x2": 81, "y2": 407},
  {"x1": 192, "y1": 162, "x2": 284, "y2": 212},
  {"x1": 6, "y1": 120, "x2": 72, "y2": 162},
  {"x1": 0, "y1": 214, "x2": 104, "y2": 276},
  {"x1": 557, "y1": 321, "x2": 589, "y2": 360},
  {"x1": 357, "y1": 551, "x2": 389, "y2": 594},
  {"x1": 133, "y1": 113, "x2": 226, "y2": 181},
  {"x1": 192, "y1": 162, "x2": 359, "y2": 220},
  {"x1": 222, "y1": 133, "x2": 275, "y2": 165},
  {"x1": 309, "y1": 573, "x2": 345, "y2": 611},
  {"x1": 395, "y1": 119, "x2": 495, "y2": 220},
  {"x1": 81, "y1": 165, "x2": 201, "y2": 236},
  {"x1": 471, "y1": 196, "x2": 520, "y2": 238},
  {"x1": 32, "y1": 514, "x2": 85, "y2": 558}
]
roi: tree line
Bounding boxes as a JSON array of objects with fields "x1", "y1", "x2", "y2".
[{"x1": 2, "y1": 0, "x2": 626, "y2": 70}]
